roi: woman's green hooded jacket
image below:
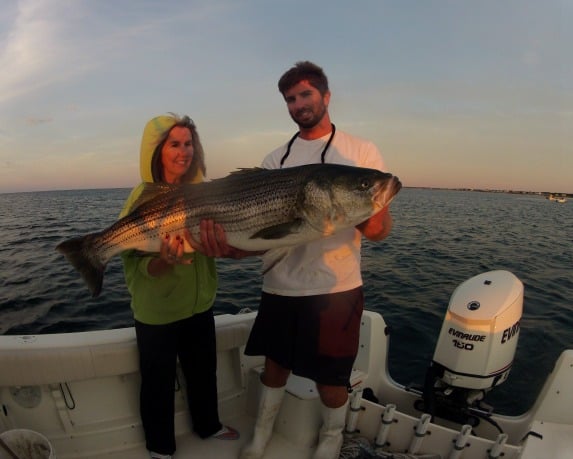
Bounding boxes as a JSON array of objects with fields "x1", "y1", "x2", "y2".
[{"x1": 119, "y1": 116, "x2": 217, "y2": 325}]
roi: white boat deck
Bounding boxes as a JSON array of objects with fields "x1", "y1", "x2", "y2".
[
  {"x1": 100, "y1": 413, "x2": 315, "y2": 459},
  {"x1": 1, "y1": 310, "x2": 572, "y2": 459}
]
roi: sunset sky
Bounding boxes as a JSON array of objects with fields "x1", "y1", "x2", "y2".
[{"x1": 1, "y1": 0, "x2": 571, "y2": 194}]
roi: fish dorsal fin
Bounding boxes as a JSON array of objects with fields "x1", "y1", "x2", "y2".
[
  {"x1": 129, "y1": 182, "x2": 179, "y2": 213},
  {"x1": 206, "y1": 167, "x2": 267, "y2": 185},
  {"x1": 228, "y1": 167, "x2": 265, "y2": 176}
]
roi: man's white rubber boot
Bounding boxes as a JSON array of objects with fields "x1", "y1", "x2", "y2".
[
  {"x1": 312, "y1": 400, "x2": 349, "y2": 459},
  {"x1": 240, "y1": 384, "x2": 286, "y2": 459}
]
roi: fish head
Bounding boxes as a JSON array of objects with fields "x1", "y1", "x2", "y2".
[{"x1": 301, "y1": 165, "x2": 402, "y2": 234}]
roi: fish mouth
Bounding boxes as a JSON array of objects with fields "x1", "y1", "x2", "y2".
[{"x1": 373, "y1": 176, "x2": 402, "y2": 209}]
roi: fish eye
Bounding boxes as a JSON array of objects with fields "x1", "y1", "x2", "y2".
[{"x1": 360, "y1": 179, "x2": 370, "y2": 190}]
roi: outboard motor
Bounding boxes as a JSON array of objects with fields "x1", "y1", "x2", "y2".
[{"x1": 422, "y1": 270, "x2": 523, "y2": 425}]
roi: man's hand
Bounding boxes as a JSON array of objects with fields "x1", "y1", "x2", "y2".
[
  {"x1": 185, "y1": 220, "x2": 256, "y2": 259},
  {"x1": 355, "y1": 205, "x2": 393, "y2": 241}
]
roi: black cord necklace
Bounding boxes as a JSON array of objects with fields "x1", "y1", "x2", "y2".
[{"x1": 279, "y1": 123, "x2": 336, "y2": 168}]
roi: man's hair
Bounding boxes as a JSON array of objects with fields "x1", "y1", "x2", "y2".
[{"x1": 278, "y1": 61, "x2": 329, "y2": 96}]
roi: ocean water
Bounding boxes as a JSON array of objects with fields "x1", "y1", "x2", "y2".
[{"x1": 0, "y1": 187, "x2": 571, "y2": 416}]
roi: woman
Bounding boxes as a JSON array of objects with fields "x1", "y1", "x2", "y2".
[{"x1": 120, "y1": 114, "x2": 238, "y2": 459}]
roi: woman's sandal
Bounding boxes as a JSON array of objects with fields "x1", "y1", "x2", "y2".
[{"x1": 212, "y1": 425, "x2": 240, "y2": 440}]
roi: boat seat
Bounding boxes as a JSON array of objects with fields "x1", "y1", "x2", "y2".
[
  {"x1": 0, "y1": 321, "x2": 252, "y2": 387},
  {"x1": 215, "y1": 322, "x2": 251, "y2": 353},
  {"x1": 0, "y1": 328, "x2": 139, "y2": 386}
]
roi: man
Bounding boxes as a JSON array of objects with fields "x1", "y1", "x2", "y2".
[{"x1": 193, "y1": 61, "x2": 393, "y2": 459}]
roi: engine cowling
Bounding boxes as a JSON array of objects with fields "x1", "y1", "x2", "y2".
[{"x1": 431, "y1": 270, "x2": 523, "y2": 390}]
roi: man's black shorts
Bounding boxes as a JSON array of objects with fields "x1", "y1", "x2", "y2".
[{"x1": 244, "y1": 287, "x2": 364, "y2": 386}]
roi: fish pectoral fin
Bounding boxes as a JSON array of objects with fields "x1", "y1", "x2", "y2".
[{"x1": 249, "y1": 219, "x2": 303, "y2": 240}]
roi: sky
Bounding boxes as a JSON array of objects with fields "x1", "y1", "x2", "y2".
[{"x1": 0, "y1": 0, "x2": 571, "y2": 194}]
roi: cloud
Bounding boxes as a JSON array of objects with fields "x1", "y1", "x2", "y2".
[
  {"x1": 0, "y1": 1, "x2": 153, "y2": 104},
  {"x1": 25, "y1": 116, "x2": 53, "y2": 126},
  {"x1": 0, "y1": 1, "x2": 230, "y2": 106},
  {"x1": 0, "y1": 0, "x2": 68, "y2": 102}
]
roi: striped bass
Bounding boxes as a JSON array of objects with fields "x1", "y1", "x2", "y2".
[{"x1": 56, "y1": 164, "x2": 401, "y2": 297}]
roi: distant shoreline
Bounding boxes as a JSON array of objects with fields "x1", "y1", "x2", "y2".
[{"x1": 405, "y1": 187, "x2": 571, "y2": 198}]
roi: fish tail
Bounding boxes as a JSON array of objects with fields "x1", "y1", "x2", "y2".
[{"x1": 56, "y1": 234, "x2": 106, "y2": 297}]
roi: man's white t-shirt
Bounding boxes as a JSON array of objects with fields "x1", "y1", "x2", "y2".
[{"x1": 261, "y1": 129, "x2": 386, "y2": 296}]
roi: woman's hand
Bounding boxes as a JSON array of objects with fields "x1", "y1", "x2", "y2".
[{"x1": 148, "y1": 233, "x2": 192, "y2": 277}]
